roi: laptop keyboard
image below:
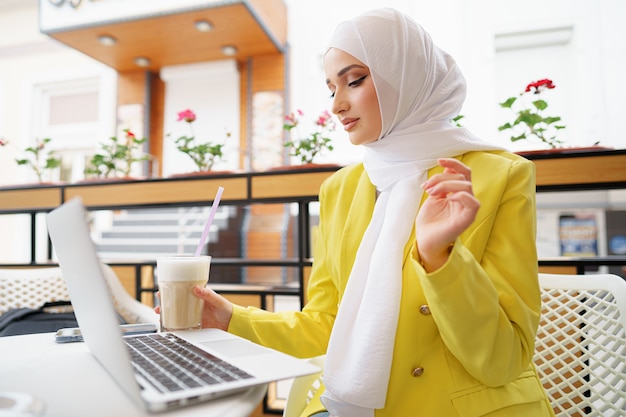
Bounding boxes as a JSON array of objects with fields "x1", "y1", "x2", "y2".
[{"x1": 124, "y1": 333, "x2": 253, "y2": 393}]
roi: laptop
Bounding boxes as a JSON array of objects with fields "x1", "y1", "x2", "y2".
[{"x1": 46, "y1": 197, "x2": 320, "y2": 413}]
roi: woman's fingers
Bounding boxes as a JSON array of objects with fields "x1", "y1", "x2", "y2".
[
  {"x1": 193, "y1": 285, "x2": 216, "y2": 300},
  {"x1": 192, "y1": 285, "x2": 233, "y2": 331},
  {"x1": 423, "y1": 179, "x2": 472, "y2": 197},
  {"x1": 422, "y1": 158, "x2": 473, "y2": 196},
  {"x1": 446, "y1": 190, "x2": 481, "y2": 212},
  {"x1": 438, "y1": 157, "x2": 472, "y2": 180}
]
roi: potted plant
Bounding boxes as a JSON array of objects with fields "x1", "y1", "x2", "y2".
[
  {"x1": 498, "y1": 78, "x2": 567, "y2": 150},
  {"x1": 281, "y1": 109, "x2": 336, "y2": 167},
  {"x1": 13, "y1": 137, "x2": 62, "y2": 183},
  {"x1": 169, "y1": 109, "x2": 230, "y2": 174},
  {"x1": 84, "y1": 129, "x2": 150, "y2": 179}
]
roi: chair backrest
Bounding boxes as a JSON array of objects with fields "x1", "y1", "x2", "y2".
[
  {"x1": 0, "y1": 265, "x2": 157, "y2": 325},
  {"x1": 535, "y1": 273, "x2": 626, "y2": 416},
  {"x1": 282, "y1": 355, "x2": 325, "y2": 417},
  {"x1": 100, "y1": 264, "x2": 158, "y2": 325},
  {"x1": 0, "y1": 267, "x2": 69, "y2": 315}
]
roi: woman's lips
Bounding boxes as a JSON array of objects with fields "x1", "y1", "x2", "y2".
[{"x1": 342, "y1": 118, "x2": 359, "y2": 131}]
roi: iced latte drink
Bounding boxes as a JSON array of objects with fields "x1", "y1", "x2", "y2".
[{"x1": 156, "y1": 255, "x2": 211, "y2": 331}]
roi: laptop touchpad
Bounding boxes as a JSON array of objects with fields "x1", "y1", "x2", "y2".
[{"x1": 201, "y1": 339, "x2": 269, "y2": 358}]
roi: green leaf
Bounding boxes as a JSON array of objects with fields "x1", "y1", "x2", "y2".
[
  {"x1": 45, "y1": 157, "x2": 62, "y2": 169},
  {"x1": 518, "y1": 112, "x2": 543, "y2": 126},
  {"x1": 532, "y1": 99, "x2": 548, "y2": 111},
  {"x1": 543, "y1": 116, "x2": 561, "y2": 125},
  {"x1": 499, "y1": 97, "x2": 517, "y2": 108}
]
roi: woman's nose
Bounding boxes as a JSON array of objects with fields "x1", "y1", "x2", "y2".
[{"x1": 331, "y1": 92, "x2": 348, "y2": 115}]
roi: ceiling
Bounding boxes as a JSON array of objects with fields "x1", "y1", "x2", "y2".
[{"x1": 40, "y1": 1, "x2": 287, "y2": 73}]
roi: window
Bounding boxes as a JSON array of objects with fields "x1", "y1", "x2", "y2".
[{"x1": 25, "y1": 68, "x2": 116, "y2": 182}]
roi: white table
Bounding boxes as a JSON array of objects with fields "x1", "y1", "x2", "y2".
[{"x1": 0, "y1": 332, "x2": 267, "y2": 417}]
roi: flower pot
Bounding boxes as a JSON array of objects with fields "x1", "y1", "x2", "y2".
[
  {"x1": 0, "y1": 180, "x2": 65, "y2": 190},
  {"x1": 515, "y1": 145, "x2": 613, "y2": 157},
  {"x1": 75, "y1": 176, "x2": 148, "y2": 184},
  {"x1": 266, "y1": 163, "x2": 341, "y2": 172},
  {"x1": 168, "y1": 170, "x2": 237, "y2": 178}
]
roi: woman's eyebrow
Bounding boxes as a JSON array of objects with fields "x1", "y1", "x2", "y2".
[{"x1": 326, "y1": 64, "x2": 367, "y2": 85}]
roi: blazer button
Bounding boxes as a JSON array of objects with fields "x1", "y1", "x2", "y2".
[
  {"x1": 411, "y1": 367, "x2": 424, "y2": 377},
  {"x1": 419, "y1": 305, "x2": 431, "y2": 315}
]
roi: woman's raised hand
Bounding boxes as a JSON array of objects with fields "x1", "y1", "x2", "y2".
[{"x1": 415, "y1": 158, "x2": 480, "y2": 271}]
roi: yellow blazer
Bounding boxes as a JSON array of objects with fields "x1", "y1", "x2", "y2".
[{"x1": 229, "y1": 151, "x2": 555, "y2": 417}]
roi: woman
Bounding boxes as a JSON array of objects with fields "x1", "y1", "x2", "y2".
[{"x1": 190, "y1": 8, "x2": 555, "y2": 417}]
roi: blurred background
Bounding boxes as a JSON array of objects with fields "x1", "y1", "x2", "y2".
[{"x1": 1, "y1": 0, "x2": 624, "y2": 266}]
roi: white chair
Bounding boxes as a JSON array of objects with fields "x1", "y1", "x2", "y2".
[
  {"x1": 282, "y1": 355, "x2": 325, "y2": 417},
  {"x1": 100, "y1": 263, "x2": 159, "y2": 325},
  {"x1": 0, "y1": 264, "x2": 157, "y2": 325},
  {"x1": 0, "y1": 266, "x2": 69, "y2": 316},
  {"x1": 535, "y1": 273, "x2": 626, "y2": 416}
]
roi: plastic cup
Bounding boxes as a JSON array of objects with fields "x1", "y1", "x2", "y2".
[{"x1": 156, "y1": 255, "x2": 211, "y2": 332}]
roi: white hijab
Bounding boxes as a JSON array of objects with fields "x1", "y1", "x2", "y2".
[{"x1": 321, "y1": 8, "x2": 504, "y2": 417}]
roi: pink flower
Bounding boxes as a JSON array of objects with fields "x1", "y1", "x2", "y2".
[
  {"x1": 282, "y1": 108, "x2": 336, "y2": 164},
  {"x1": 177, "y1": 109, "x2": 196, "y2": 123},
  {"x1": 284, "y1": 111, "x2": 300, "y2": 128},
  {"x1": 0, "y1": 137, "x2": 8, "y2": 146},
  {"x1": 315, "y1": 110, "x2": 333, "y2": 128}
]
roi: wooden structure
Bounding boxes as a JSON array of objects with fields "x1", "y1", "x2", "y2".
[{"x1": 38, "y1": 0, "x2": 288, "y2": 173}]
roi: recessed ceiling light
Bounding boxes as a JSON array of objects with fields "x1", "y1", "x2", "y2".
[
  {"x1": 134, "y1": 56, "x2": 151, "y2": 67},
  {"x1": 97, "y1": 35, "x2": 117, "y2": 46},
  {"x1": 194, "y1": 20, "x2": 214, "y2": 32},
  {"x1": 221, "y1": 45, "x2": 237, "y2": 56}
]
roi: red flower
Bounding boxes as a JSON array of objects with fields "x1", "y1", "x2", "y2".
[
  {"x1": 124, "y1": 129, "x2": 136, "y2": 145},
  {"x1": 177, "y1": 109, "x2": 196, "y2": 123},
  {"x1": 525, "y1": 79, "x2": 555, "y2": 94}
]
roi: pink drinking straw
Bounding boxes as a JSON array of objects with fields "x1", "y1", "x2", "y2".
[{"x1": 194, "y1": 186, "x2": 224, "y2": 257}]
